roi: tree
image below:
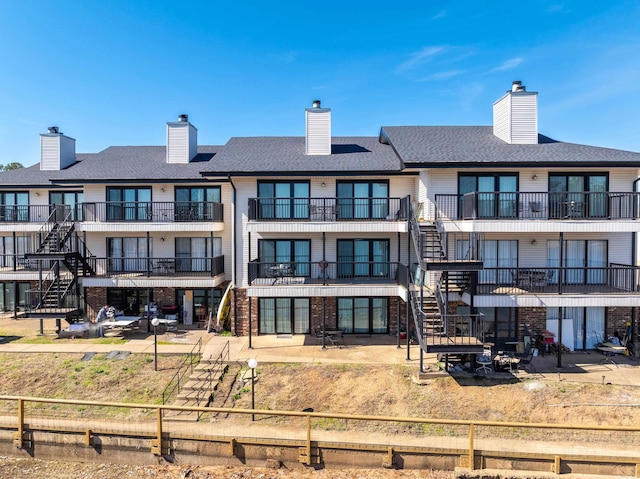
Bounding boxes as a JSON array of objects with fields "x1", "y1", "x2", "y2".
[{"x1": 0, "y1": 162, "x2": 24, "y2": 171}]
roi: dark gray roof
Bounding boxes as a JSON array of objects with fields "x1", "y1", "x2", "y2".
[
  {"x1": 381, "y1": 126, "x2": 640, "y2": 167},
  {"x1": 199, "y1": 137, "x2": 403, "y2": 174},
  {"x1": 0, "y1": 146, "x2": 222, "y2": 186}
]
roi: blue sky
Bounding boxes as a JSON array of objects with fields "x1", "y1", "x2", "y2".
[{"x1": 1, "y1": 1, "x2": 640, "y2": 167}]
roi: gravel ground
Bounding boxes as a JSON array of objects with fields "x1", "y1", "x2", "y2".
[{"x1": 0, "y1": 456, "x2": 451, "y2": 479}]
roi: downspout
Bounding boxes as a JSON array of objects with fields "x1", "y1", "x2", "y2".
[{"x1": 228, "y1": 175, "x2": 238, "y2": 335}]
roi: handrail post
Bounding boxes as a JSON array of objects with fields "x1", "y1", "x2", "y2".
[
  {"x1": 151, "y1": 407, "x2": 163, "y2": 455},
  {"x1": 469, "y1": 423, "x2": 475, "y2": 470},
  {"x1": 13, "y1": 398, "x2": 25, "y2": 448}
]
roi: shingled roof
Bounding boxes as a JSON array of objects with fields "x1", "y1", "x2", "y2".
[
  {"x1": 199, "y1": 136, "x2": 403, "y2": 175},
  {"x1": 0, "y1": 146, "x2": 221, "y2": 186},
  {"x1": 380, "y1": 126, "x2": 640, "y2": 167}
]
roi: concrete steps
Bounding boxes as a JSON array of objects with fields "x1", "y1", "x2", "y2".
[{"x1": 165, "y1": 357, "x2": 229, "y2": 422}]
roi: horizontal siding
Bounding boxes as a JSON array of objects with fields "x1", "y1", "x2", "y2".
[
  {"x1": 492, "y1": 94, "x2": 510, "y2": 143},
  {"x1": 305, "y1": 110, "x2": 331, "y2": 155}
]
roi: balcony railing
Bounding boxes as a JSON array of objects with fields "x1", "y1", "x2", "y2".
[
  {"x1": 435, "y1": 192, "x2": 640, "y2": 221},
  {"x1": 248, "y1": 261, "x2": 409, "y2": 286},
  {"x1": 82, "y1": 201, "x2": 223, "y2": 222},
  {"x1": 0, "y1": 205, "x2": 56, "y2": 223},
  {"x1": 0, "y1": 202, "x2": 224, "y2": 223},
  {"x1": 474, "y1": 265, "x2": 639, "y2": 295},
  {"x1": 91, "y1": 256, "x2": 224, "y2": 278},
  {"x1": 248, "y1": 197, "x2": 410, "y2": 222}
]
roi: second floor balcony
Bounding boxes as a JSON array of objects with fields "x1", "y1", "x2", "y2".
[
  {"x1": 91, "y1": 256, "x2": 225, "y2": 278},
  {"x1": 248, "y1": 197, "x2": 410, "y2": 222},
  {"x1": 475, "y1": 265, "x2": 639, "y2": 295},
  {"x1": 436, "y1": 192, "x2": 640, "y2": 221},
  {"x1": 0, "y1": 202, "x2": 224, "y2": 224},
  {"x1": 248, "y1": 261, "x2": 409, "y2": 286}
]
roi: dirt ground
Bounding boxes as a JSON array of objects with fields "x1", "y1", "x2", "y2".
[{"x1": 0, "y1": 456, "x2": 454, "y2": 479}]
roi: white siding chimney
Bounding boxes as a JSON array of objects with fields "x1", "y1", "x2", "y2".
[
  {"x1": 305, "y1": 100, "x2": 331, "y2": 155},
  {"x1": 40, "y1": 127, "x2": 76, "y2": 171},
  {"x1": 493, "y1": 81, "x2": 538, "y2": 144},
  {"x1": 166, "y1": 114, "x2": 198, "y2": 163}
]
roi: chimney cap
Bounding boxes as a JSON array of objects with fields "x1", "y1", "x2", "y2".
[
  {"x1": 511, "y1": 80, "x2": 526, "y2": 92},
  {"x1": 178, "y1": 114, "x2": 189, "y2": 122},
  {"x1": 47, "y1": 126, "x2": 60, "y2": 134}
]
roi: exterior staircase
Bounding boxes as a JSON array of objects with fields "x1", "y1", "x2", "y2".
[
  {"x1": 409, "y1": 207, "x2": 485, "y2": 355},
  {"x1": 165, "y1": 341, "x2": 230, "y2": 421},
  {"x1": 24, "y1": 209, "x2": 96, "y2": 321}
]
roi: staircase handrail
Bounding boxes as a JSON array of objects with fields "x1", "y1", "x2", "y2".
[
  {"x1": 162, "y1": 338, "x2": 203, "y2": 405},
  {"x1": 408, "y1": 289, "x2": 429, "y2": 352},
  {"x1": 408, "y1": 203, "x2": 425, "y2": 269},
  {"x1": 194, "y1": 340, "x2": 230, "y2": 420},
  {"x1": 27, "y1": 262, "x2": 59, "y2": 310}
]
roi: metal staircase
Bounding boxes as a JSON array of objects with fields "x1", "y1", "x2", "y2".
[
  {"x1": 408, "y1": 205, "x2": 485, "y2": 355},
  {"x1": 24, "y1": 209, "x2": 96, "y2": 322}
]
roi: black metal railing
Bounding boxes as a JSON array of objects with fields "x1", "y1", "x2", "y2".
[
  {"x1": 248, "y1": 197, "x2": 409, "y2": 221},
  {"x1": 248, "y1": 261, "x2": 406, "y2": 286},
  {"x1": 435, "y1": 192, "x2": 640, "y2": 221},
  {"x1": 81, "y1": 201, "x2": 223, "y2": 222},
  {"x1": 475, "y1": 265, "x2": 639, "y2": 295},
  {"x1": 90, "y1": 255, "x2": 224, "y2": 278}
]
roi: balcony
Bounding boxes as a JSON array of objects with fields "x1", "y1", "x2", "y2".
[
  {"x1": 248, "y1": 197, "x2": 410, "y2": 222},
  {"x1": 90, "y1": 256, "x2": 224, "y2": 278},
  {"x1": 0, "y1": 202, "x2": 224, "y2": 224},
  {"x1": 82, "y1": 201, "x2": 223, "y2": 223},
  {"x1": 248, "y1": 261, "x2": 409, "y2": 286},
  {"x1": 0, "y1": 205, "x2": 53, "y2": 223},
  {"x1": 435, "y1": 192, "x2": 640, "y2": 221},
  {"x1": 475, "y1": 265, "x2": 639, "y2": 295}
]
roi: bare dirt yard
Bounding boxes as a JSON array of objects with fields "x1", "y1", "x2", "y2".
[{"x1": 1, "y1": 317, "x2": 640, "y2": 478}]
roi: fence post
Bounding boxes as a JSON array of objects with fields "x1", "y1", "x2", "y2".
[
  {"x1": 13, "y1": 398, "x2": 25, "y2": 448},
  {"x1": 468, "y1": 423, "x2": 475, "y2": 470},
  {"x1": 151, "y1": 407, "x2": 164, "y2": 455}
]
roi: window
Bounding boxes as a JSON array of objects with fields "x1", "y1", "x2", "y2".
[
  {"x1": 50, "y1": 191, "x2": 83, "y2": 221},
  {"x1": 107, "y1": 187, "x2": 151, "y2": 221},
  {"x1": 0, "y1": 236, "x2": 31, "y2": 268},
  {"x1": 175, "y1": 187, "x2": 221, "y2": 221},
  {"x1": 547, "y1": 307, "x2": 604, "y2": 350},
  {"x1": 549, "y1": 173, "x2": 608, "y2": 218},
  {"x1": 259, "y1": 298, "x2": 310, "y2": 334},
  {"x1": 547, "y1": 240, "x2": 607, "y2": 285},
  {"x1": 107, "y1": 237, "x2": 152, "y2": 272},
  {"x1": 337, "y1": 181, "x2": 389, "y2": 219},
  {"x1": 473, "y1": 240, "x2": 517, "y2": 284},
  {"x1": 259, "y1": 239, "x2": 310, "y2": 277},
  {"x1": 257, "y1": 181, "x2": 309, "y2": 220},
  {"x1": 0, "y1": 192, "x2": 29, "y2": 222},
  {"x1": 337, "y1": 239, "x2": 389, "y2": 278},
  {"x1": 460, "y1": 306, "x2": 517, "y2": 350},
  {"x1": 0, "y1": 282, "x2": 30, "y2": 311},
  {"x1": 337, "y1": 298, "x2": 388, "y2": 334},
  {"x1": 175, "y1": 237, "x2": 220, "y2": 272},
  {"x1": 458, "y1": 174, "x2": 518, "y2": 219},
  {"x1": 107, "y1": 288, "x2": 153, "y2": 317}
]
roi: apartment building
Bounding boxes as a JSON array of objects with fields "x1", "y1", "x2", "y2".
[{"x1": 0, "y1": 82, "x2": 638, "y2": 356}]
